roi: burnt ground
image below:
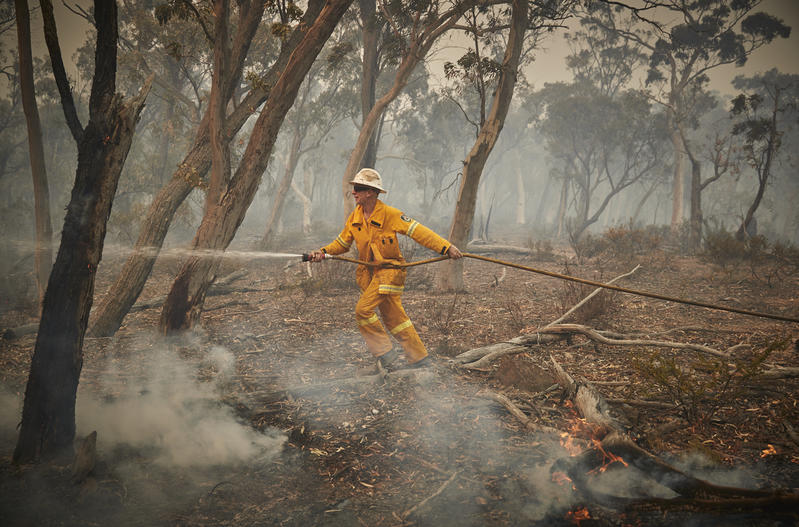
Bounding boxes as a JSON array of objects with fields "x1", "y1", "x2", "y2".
[{"x1": 1, "y1": 237, "x2": 798, "y2": 526}]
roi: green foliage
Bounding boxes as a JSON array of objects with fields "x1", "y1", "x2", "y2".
[{"x1": 633, "y1": 343, "x2": 779, "y2": 427}]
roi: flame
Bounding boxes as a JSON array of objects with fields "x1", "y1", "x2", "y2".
[
  {"x1": 586, "y1": 437, "x2": 629, "y2": 474},
  {"x1": 560, "y1": 431, "x2": 584, "y2": 457},
  {"x1": 761, "y1": 444, "x2": 777, "y2": 457},
  {"x1": 566, "y1": 506, "x2": 591, "y2": 525},
  {"x1": 551, "y1": 471, "x2": 576, "y2": 491}
]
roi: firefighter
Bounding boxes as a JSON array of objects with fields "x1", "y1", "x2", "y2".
[{"x1": 308, "y1": 168, "x2": 462, "y2": 371}]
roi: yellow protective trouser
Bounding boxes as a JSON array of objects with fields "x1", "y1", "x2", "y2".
[{"x1": 355, "y1": 276, "x2": 427, "y2": 364}]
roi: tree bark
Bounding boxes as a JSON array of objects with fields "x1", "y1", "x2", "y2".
[
  {"x1": 15, "y1": 0, "x2": 53, "y2": 306},
  {"x1": 439, "y1": 0, "x2": 527, "y2": 291},
  {"x1": 88, "y1": 1, "x2": 321, "y2": 337},
  {"x1": 669, "y1": 112, "x2": 685, "y2": 230},
  {"x1": 359, "y1": 0, "x2": 380, "y2": 170},
  {"x1": 14, "y1": 0, "x2": 151, "y2": 463},
  {"x1": 159, "y1": 0, "x2": 354, "y2": 333},
  {"x1": 207, "y1": 0, "x2": 232, "y2": 212},
  {"x1": 261, "y1": 127, "x2": 302, "y2": 248}
]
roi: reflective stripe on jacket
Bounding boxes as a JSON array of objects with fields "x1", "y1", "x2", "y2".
[{"x1": 320, "y1": 200, "x2": 451, "y2": 294}]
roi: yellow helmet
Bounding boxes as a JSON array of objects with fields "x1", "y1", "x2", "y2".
[{"x1": 350, "y1": 168, "x2": 386, "y2": 193}]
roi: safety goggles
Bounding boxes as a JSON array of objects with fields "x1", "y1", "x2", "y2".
[{"x1": 352, "y1": 185, "x2": 373, "y2": 193}]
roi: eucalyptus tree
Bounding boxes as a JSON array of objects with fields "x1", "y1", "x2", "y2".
[
  {"x1": 339, "y1": 0, "x2": 495, "y2": 215},
  {"x1": 437, "y1": 0, "x2": 572, "y2": 290},
  {"x1": 14, "y1": 0, "x2": 152, "y2": 463},
  {"x1": 89, "y1": 0, "x2": 324, "y2": 337},
  {"x1": 159, "y1": 0, "x2": 355, "y2": 333},
  {"x1": 586, "y1": 0, "x2": 790, "y2": 231},
  {"x1": 537, "y1": 81, "x2": 668, "y2": 241},
  {"x1": 730, "y1": 69, "x2": 798, "y2": 241}
]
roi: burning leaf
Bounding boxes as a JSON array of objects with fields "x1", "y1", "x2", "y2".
[
  {"x1": 761, "y1": 444, "x2": 777, "y2": 457},
  {"x1": 566, "y1": 506, "x2": 591, "y2": 525}
]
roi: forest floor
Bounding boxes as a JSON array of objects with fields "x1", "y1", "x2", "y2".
[{"x1": 1, "y1": 235, "x2": 798, "y2": 526}]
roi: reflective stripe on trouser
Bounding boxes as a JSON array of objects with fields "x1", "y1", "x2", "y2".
[{"x1": 354, "y1": 276, "x2": 428, "y2": 363}]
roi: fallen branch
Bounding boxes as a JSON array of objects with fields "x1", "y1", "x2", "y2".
[
  {"x1": 540, "y1": 324, "x2": 729, "y2": 358},
  {"x1": 477, "y1": 390, "x2": 562, "y2": 436}
]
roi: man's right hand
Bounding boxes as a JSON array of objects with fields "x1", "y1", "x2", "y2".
[{"x1": 308, "y1": 250, "x2": 325, "y2": 262}]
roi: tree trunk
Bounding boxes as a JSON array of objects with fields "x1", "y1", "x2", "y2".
[
  {"x1": 14, "y1": 0, "x2": 151, "y2": 463},
  {"x1": 688, "y1": 149, "x2": 702, "y2": 249},
  {"x1": 160, "y1": 0, "x2": 354, "y2": 333},
  {"x1": 340, "y1": 42, "x2": 424, "y2": 213},
  {"x1": 207, "y1": 0, "x2": 231, "y2": 212},
  {"x1": 439, "y1": 0, "x2": 527, "y2": 290},
  {"x1": 359, "y1": 0, "x2": 379, "y2": 170},
  {"x1": 88, "y1": 0, "x2": 322, "y2": 337},
  {"x1": 15, "y1": 0, "x2": 53, "y2": 306},
  {"x1": 737, "y1": 86, "x2": 781, "y2": 241},
  {"x1": 261, "y1": 130, "x2": 302, "y2": 248},
  {"x1": 669, "y1": 115, "x2": 685, "y2": 230},
  {"x1": 292, "y1": 178, "x2": 313, "y2": 233},
  {"x1": 515, "y1": 169, "x2": 525, "y2": 225},
  {"x1": 556, "y1": 176, "x2": 568, "y2": 237},
  {"x1": 631, "y1": 177, "x2": 659, "y2": 225}
]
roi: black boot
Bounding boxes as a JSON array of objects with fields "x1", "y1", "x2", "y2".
[{"x1": 377, "y1": 348, "x2": 400, "y2": 371}]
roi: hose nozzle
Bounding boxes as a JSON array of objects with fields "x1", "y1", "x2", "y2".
[{"x1": 302, "y1": 253, "x2": 327, "y2": 262}]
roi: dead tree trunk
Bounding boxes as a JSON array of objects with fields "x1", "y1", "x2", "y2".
[
  {"x1": 160, "y1": 0, "x2": 354, "y2": 333},
  {"x1": 14, "y1": 0, "x2": 151, "y2": 463}
]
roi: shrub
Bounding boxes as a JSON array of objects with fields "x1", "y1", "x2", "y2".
[{"x1": 633, "y1": 343, "x2": 778, "y2": 427}]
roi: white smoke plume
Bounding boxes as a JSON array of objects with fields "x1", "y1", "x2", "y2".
[{"x1": 76, "y1": 338, "x2": 284, "y2": 467}]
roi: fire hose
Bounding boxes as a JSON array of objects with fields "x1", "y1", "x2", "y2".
[{"x1": 302, "y1": 252, "x2": 799, "y2": 324}]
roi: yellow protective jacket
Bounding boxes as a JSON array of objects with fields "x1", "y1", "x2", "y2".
[{"x1": 321, "y1": 200, "x2": 451, "y2": 294}]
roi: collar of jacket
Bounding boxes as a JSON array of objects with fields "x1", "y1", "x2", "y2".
[{"x1": 352, "y1": 199, "x2": 385, "y2": 228}]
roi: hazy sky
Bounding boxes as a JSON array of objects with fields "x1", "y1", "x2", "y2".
[{"x1": 15, "y1": 0, "x2": 799, "y2": 97}]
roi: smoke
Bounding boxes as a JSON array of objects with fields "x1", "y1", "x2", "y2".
[{"x1": 76, "y1": 338, "x2": 284, "y2": 467}]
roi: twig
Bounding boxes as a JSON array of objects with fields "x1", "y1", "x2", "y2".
[{"x1": 403, "y1": 471, "x2": 459, "y2": 519}]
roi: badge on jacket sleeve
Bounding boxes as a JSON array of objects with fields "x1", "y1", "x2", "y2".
[{"x1": 400, "y1": 214, "x2": 411, "y2": 222}]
